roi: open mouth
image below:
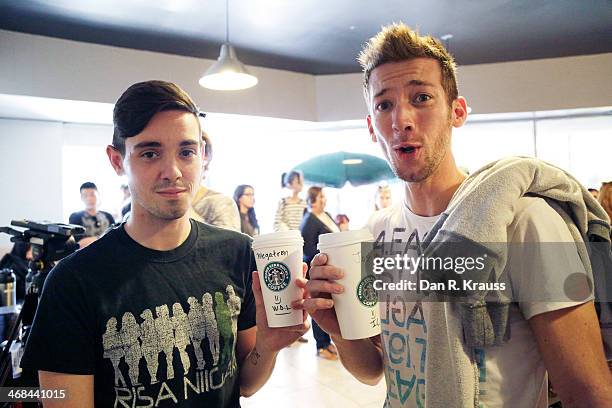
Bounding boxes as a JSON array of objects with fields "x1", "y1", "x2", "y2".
[{"x1": 398, "y1": 146, "x2": 416, "y2": 154}]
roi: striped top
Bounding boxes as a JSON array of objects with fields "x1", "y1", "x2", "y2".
[{"x1": 273, "y1": 197, "x2": 307, "y2": 231}]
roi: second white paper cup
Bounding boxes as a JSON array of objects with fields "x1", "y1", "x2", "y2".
[
  {"x1": 318, "y1": 229, "x2": 380, "y2": 340},
  {"x1": 252, "y1": 231, "x2": 304, "y2": 328}
]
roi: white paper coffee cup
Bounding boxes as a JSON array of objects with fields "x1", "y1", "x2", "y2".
[
  {"x1": 318, "y1": 229, "x2": 380, "y2": 340},
  {"x1": 252, "y1": 231, "x2": 304, "y2": 328}
]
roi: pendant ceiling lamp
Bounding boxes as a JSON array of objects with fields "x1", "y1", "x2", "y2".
[{"x1": 199, "y1": 0, "x2": 258, "y2": 91}]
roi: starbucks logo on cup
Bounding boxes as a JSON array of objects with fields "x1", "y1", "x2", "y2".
[
  {"x1": 357, "y1": 275, "x2": 378, "y2": 307},
  {"x1": 263, "y1": 262, "x2": 291, "y2": 291}
]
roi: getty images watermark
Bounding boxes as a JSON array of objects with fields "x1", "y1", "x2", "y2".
[
  {"x1": 370, "y1": 252, "x2": 505, "y2": 292},
  {"x1": 357, "y1": 242, "x2": 607, "y2": 303}
]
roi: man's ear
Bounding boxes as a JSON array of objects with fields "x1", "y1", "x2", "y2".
[
  {"x1": 367, "y1": 115, "x2": 377, "y2": 143},
  {"x1": 106, "y1": 145, "x2": 125, "y2": 176},
  {"x1": 451, "y1": 96, "x2": 468, "y2": 128}
]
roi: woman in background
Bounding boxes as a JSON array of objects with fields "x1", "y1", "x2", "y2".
[
  {"x1": 273, "y1": 170, "x2": 307, "y2": 232},
  {"x1": 374, "y1": 184, "x2": 392, "y2": 211},
  {"x1": 300, "y1": 186, "x2": 339, "y2": 360},
  {"x1": 598, "y1": 181, "x2": 612, "y2": 222},
  {"x1": 233, "y1": 185, "x2": 259, "y2": 237}
]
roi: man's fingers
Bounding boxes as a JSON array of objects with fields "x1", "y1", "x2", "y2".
[
  {"x1": 308, "y1": 264, "x2": 344, "y2": 281},
  {"x1": 310, "y1": 252, "x2": 328, "y2": 267},
  {"x1": 302, "y1": 298, "x2": 335, "y2": 314},
  {"x1": 305, "y1": 279, "x2": 344, "y2": 296},
  {"x1": 302, "y1": 262, "x2": 308, "y2": 278}
]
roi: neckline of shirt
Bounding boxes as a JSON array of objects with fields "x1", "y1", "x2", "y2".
[{"x1": 116, "y1": 219, "x2": 198, "y2": 263}]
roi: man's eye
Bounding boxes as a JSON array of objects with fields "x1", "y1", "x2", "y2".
[
  {"x1": 141, "y1": 151, "x2": 159, "y2": 159},
  {"x1": 180, "y1": 149, "x2": 197, "y2": 158},
  {"x1": 414, "y1": 94, "x2": 432, "y2": 103},
  {"x1": 375, "y1": 101, "x2": 392, "y2": 111}
]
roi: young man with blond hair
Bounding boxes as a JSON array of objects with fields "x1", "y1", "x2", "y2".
[{"x1": 300, "y1": 24, "x2": 612, "y2": 407}]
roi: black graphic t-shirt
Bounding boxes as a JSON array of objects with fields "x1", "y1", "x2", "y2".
[{"x1": 21, "y1": 220, "x2": 256, "y2": 407}]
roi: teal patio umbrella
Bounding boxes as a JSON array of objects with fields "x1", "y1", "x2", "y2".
[{"x1": 293, "y1": 151, "x2": 396, "y2": 188}]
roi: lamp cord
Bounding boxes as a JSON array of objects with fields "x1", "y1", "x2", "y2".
[{"x1": 225, "y1": 0, "x2": 229, "y2": 43}]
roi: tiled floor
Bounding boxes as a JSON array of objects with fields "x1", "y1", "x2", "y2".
[{"x1": 240, "y1": 327, "x2": 387, "y2": 407}]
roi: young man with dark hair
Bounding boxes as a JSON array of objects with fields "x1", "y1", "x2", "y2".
[
  {"x1": 301, "y1": 24, "x2": 612, "y2": 407},
  {"x1": 21, "y1": 80, "x2": 308, "y2": 407},
  {"x1": 69, "y1": 181, "x2": 115, "y2": 247}
]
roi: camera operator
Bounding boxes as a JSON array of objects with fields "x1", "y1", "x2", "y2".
[{"x1": 68, "y1": 182, "x2": 115, "y2": 248}]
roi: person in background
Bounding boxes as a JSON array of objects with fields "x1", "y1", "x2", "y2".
[
  {"x1": 274, "y1": 170, "x2": 309, "y2": 343},
  {"x1": 589, "y1": 188, "x2": 600, "y2": 200},
  {"x1": 335, "y1": 214, "x2": 350, "y2": 231},
  {"x1": 0, "y1": 241, "x2": 32, "y2": 301},
  {"x1": 374, "y1": 184, "x2": 392, "y2": 210},
  {"x1": 300, "y1": 186, "x2": 339, "y2": 360},
  {"x1": 598, "y1": 182, "x2": 612, "y2": 221},
  {"x1": 192, "y1": 131, "x2": 241, "y2": 231},
  {"x1": 234, "y1": 185, "x2": 259, "y2": 237},
  {"x1": 119, "y1": 184, "x2": 131, "y2": 218},
  {"x1": 69, "y1": 182, "x2": 115, "y2": 247},
  {"x1": 273, "y1": 170, "x2": 307, "y2": 232}
]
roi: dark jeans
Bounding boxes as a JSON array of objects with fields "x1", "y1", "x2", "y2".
[{"x1": 312, "y1": 319, "x2": 331, "y2": 349}]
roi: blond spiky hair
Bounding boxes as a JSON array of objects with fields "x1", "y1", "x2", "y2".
[{"x1": 358, "y1": 23, "x2": 458, "y2": 106}]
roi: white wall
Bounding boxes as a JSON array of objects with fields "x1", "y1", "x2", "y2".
[
  {"x1": 0, "y1": 119, "x2": 64, "y2": 252},
  {"x1": 315, "y1": 53, "x2": 612, "y2": 120},
  {"x1": 2, "y1": 30, "x2": 611, "y2": 122},
  {"x1": 0, "y1": 30, "x2": 317, "y2": 121}
]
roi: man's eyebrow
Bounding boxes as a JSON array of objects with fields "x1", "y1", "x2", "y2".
[
  {"x1": 133, "y1": 141, "x2": 161, "y2": 149},
  {"x1": 373, "y1": 88, "x2": 388, "y2": 99},
  {"x1": 373, "y1": 80, "x2": 435, "y2": 99},
  {"x1": 132, "y1": 139, "x2": 200, "y2": 149},
  {"x1": 180, "y1": 139, "x2": 200, "y2": 147},
  {"x1": 408, "y1": 79, "x2": 435, "y2": 87}
]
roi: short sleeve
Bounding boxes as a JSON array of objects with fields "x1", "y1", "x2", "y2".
[
  {"x1": 237, "y1": 249, "x2": 256, "y2": 331},
  {"x1": 506, "y1": 198, "x2": 593, "y2": 320},
  {"x1": 68, "y1": 212, "x2": 81, "y2": 226},
  {"x1": 20, "y1": 261, "x2": 96, "y2": 374}
]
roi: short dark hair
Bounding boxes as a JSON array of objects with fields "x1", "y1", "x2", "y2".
[
  {"x1": 79, "y1": 182, "x2": 97, "y2": 192},
  {"x1": 112, "y1": 80, "x2": 202, "y2": 155},
  {"x1": 281, "y1": 170, "x2": 303, "y2": 188}
]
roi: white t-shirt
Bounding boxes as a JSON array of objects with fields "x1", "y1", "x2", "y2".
[{"x1": 367, "y1": 196, "x2": 590, "y2": 408}]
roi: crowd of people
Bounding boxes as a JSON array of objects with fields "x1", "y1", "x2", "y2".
[{"x1": 8, "y1": 22, "x2": 611, "y2": 408}]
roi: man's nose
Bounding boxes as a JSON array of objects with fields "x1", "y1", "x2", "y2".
[
  {"x1": 392, "y1": 102, "x2": 415, "y2": 133},
  {"x1": 160, "y1": 156, "x2": 182, "y2": 180}
]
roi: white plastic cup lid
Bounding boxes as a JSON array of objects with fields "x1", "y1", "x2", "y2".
[
  {"x1": 317, "y1": 229, "x2": 373, "y2": 250},
  {"x1": 252, "y1": 230, "x2": 303, "y2": 250}
]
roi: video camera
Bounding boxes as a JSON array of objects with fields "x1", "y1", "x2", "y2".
[
  {"x1": 0, "y1": 220, "x2": 84, "y2": 390},
  {"x1": 1, "y1": 220, "x2": 83, "y2": 295}
]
